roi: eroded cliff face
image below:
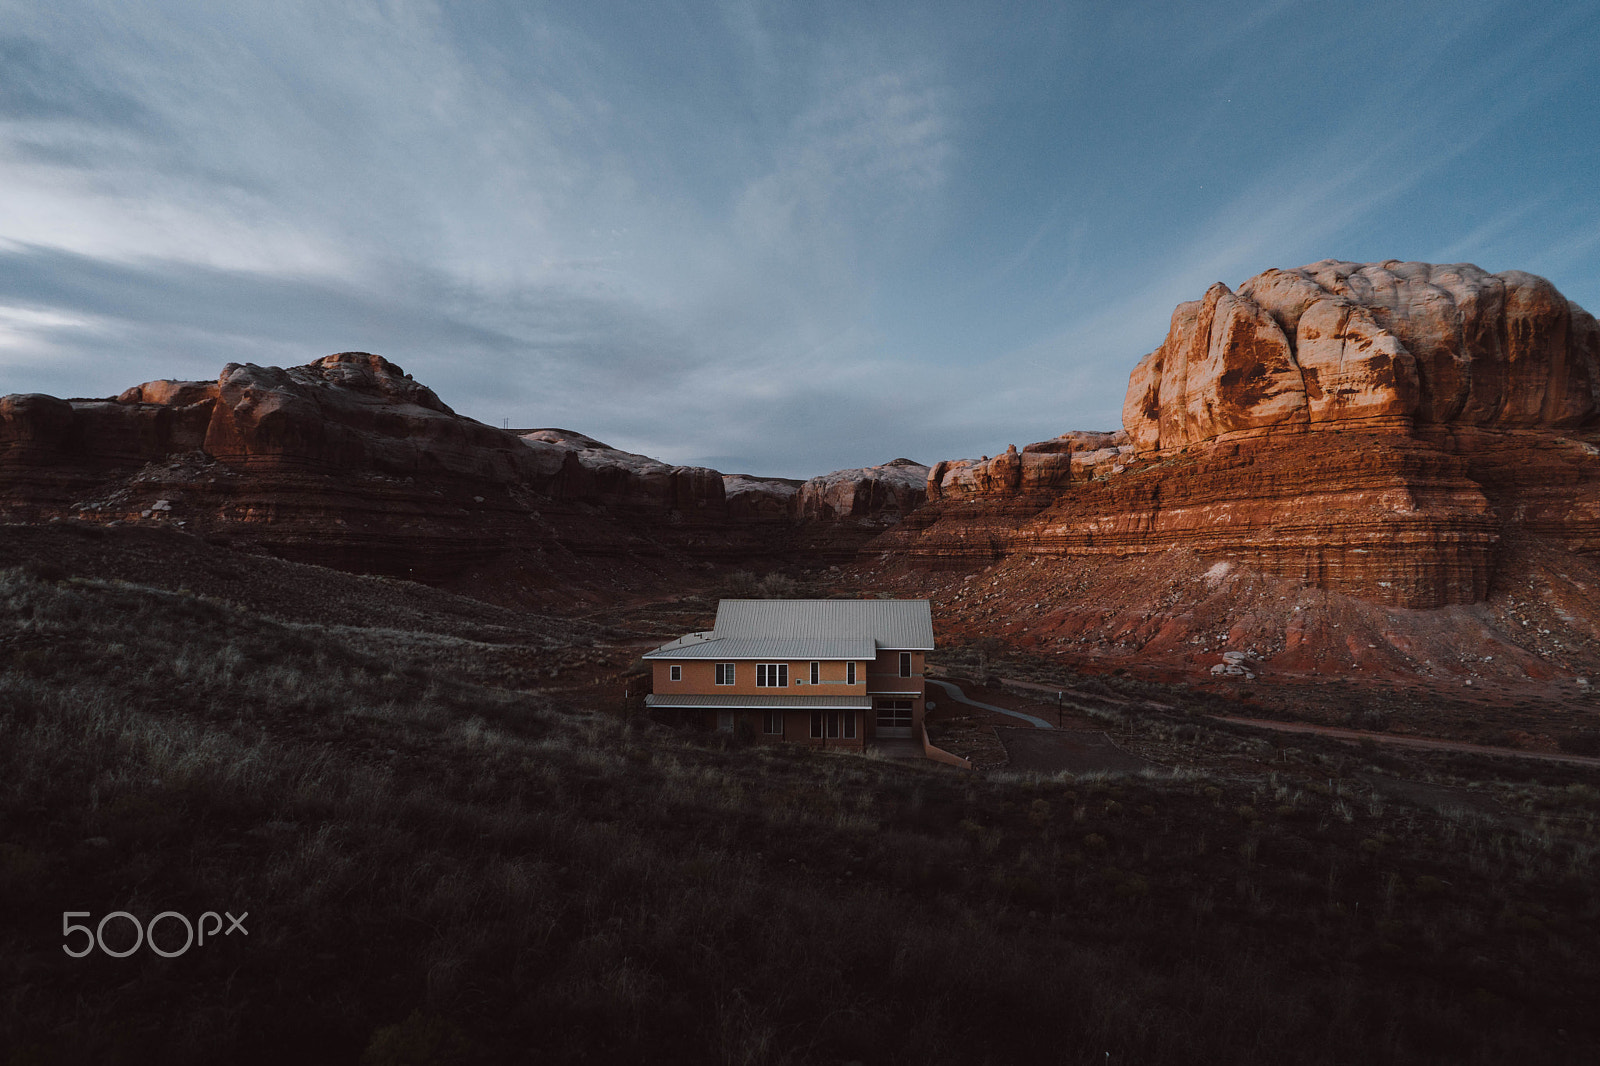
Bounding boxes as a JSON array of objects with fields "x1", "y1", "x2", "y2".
[
  {"x1": 1123, "y1": 261, "x2": 1600, "y2": 447},
  {"x1": 0, "y1": 353, "x2": 914, "y2": 582},
  {"x1": 879, "y1": 261, "x2": 1600, "y2": 609}
]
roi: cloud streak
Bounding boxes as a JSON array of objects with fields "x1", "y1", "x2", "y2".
[{"x1": 0, "y1": 2, "x2": 1595, "y2": 477}]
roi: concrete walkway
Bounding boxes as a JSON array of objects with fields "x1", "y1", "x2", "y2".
[
  {"x1": 869, "y1": 738, "x2": 926, "y2": 760},
  {"x1": 927, "y1": 679, "x2": 1054, "y2": 729}
]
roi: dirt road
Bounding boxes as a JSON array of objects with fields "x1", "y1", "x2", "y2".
[
  {"x1": 974, "y1": 670, "x2": 1600, "y2": 770},
  {"x1": 1213, "y1": 715, "x2": 1600, "y2": 769}
]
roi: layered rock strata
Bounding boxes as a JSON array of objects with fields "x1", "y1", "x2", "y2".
[
  {"x1": 0, "y1": 352, "x2": 928, "y2": 580},
  {"x1": 880, "y1": 261, "x2": 1600, "y2": 608}
]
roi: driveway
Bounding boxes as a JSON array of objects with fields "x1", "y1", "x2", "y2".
[
  {"x1": 994, "y1": 727, "x2": 1155, "y2": 774},
  {"x1": 927, "y1": 679, "x2": 1054, "y2": 728}
]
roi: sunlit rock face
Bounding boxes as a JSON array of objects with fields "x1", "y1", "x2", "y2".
[
  {"x1": 796, "y1": 458, "x2": 928, "y2": 522},
  {"x1": 1125, "y1": 261, "x2": 1600, "y2": 449},
  {"x1": 881, "y1": 262, "x2": 1600, "y2": 609}
]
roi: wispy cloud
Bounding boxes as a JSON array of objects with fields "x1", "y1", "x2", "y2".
[{"x1": 0, "y1": 2, "x2": 1594, "y2": 477}]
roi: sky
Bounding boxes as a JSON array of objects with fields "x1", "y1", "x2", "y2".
[{"x1": 1, "y1": 2, "x2": 1596, "y2": 478}]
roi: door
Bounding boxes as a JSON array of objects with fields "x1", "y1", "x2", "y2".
[{"x1": 875, "y1": 699, "x2": 914, "y2": 739}]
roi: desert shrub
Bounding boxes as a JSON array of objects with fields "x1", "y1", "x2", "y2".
[
  {"x1": 3, "y1": 565, "x2": 1599, "y2": 1065},
  {"x1": 755, "y1": 572, "x2": 799, "y2": 598},
  {"x1": 1557, "y1": 732, "x2": 1600, "y2": 756}
]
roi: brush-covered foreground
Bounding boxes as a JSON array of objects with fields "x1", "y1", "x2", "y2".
[{"x1": 3, "y1": 560, "x2": 1599, "y2": 1065}]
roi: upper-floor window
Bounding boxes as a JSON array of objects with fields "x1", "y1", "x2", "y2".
[
  {"x1": 809, "y1": 661, "x2": 820, "y2": 685},
  {"x1": 715, "y1": 663, "x2": 735, "y2": 686},
  {"x1": 847, "y1": 661, "x2": 857, "y2": 685},
  {"x1": 669, "y1": 665, "x2": 682, "y2": 682},
  {"x1": 756, "y1": 663, "x2": 788, "y2": 688},
  {"x1": 899, "y1": 652, "x2": 912, "y2": 678}
]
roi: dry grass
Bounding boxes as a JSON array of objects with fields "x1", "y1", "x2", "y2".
[{"x1": 3, "y1": 565, "x2": 1599, "y2": 1064}]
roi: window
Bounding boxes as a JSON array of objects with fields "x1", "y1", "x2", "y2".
[
  {"x1": 809, "y1": 661, "x2": 820, "y2": 685},
  {"x1": 715, "y1": 663, "x2": 735, "y2": 686},
  {"x1": 846, "y1": 661, "x2": 856, "y2": 685},
  {"x1": 876, "y1": 699, "x2": 914, "y2": 729},
  {"x1": 899, "y1": 652, "x2": 912, "y2": 678},
  {"x1": 756, "y1": 663, "x2": 788, "y2": 688},
  {"x1": 763, "y1": 711, "x2": 783, "y2": 736},
  {"x1": 809, "y1": 711, "x2": 855, "y2": 740},
  {"x1": 669, "y1": 665, "x2": 681, "y2": 682}
]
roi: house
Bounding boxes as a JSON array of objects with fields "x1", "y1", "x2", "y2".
[{"x1": 642, "y1": 598, "x2": 934, "y2": 751}]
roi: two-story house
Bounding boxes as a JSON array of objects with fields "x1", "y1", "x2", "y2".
[{"x1": 642, "y1": 598, "x2": 934, "y2": 751}]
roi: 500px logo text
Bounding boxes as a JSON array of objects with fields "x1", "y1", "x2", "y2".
[{"x1": 62, "y1": 910, "x2": 248, "y2": 958}]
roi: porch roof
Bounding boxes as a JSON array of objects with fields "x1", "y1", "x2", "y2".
[{"x1": 644, "y1": 694, "x2": 873, "y2": 711}]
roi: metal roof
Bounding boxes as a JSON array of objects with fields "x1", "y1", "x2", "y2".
[
  {"x1": 642, "y1": 632, "x2": 718, "y2": 656},
  {"x1": 645, "y1": 693, "x2": 873, "y2": 710},
  {"x1": 712, "y1": 598, "x2": 934, "y2": 651},
  {"x1": 642, "y1": 636, "x2": 877, "y2": 661}
]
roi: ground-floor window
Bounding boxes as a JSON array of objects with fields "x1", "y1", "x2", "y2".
[
  {"x1": 763, "y1": 711, "x2": 783, "y2": 736},
  {"x1": 876, "y1": 699, "x2": 913, "y2": 730},
  {"x1": 810, "y1": 711, "x2": 856, "y2": 739}
]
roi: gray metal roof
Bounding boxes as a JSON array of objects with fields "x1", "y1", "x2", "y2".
[
  {"x1": 642, "y1": 632, "x2": 718, "y2": 656},
  {"x1": 712, "y1": 598, "x2": 934, "y2": 651},
  {"x1": 643, "y1": 636, "x2": 877, "y2": 661},
  {"x1": 645, "y1": 693, "x2": 873, "y2": 710}
]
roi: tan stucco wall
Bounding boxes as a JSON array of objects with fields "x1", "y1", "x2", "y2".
[
  {"x1": 651, "y1": 659, "x2": 868, "y2": 697},
  {"x1": 651, "y1": 648, "x2": 929, "y2": 745}
]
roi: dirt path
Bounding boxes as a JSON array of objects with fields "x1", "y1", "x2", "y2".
[
  {"x1": 926, "y1": 679, "x2": 1055, "y2": 729},
  {"x1": 1213, "y1": 715, "x2": 1600, "y2": 769},
  {"x1": 969, "y1": 668, "x2": 1600, "y2": 771}
]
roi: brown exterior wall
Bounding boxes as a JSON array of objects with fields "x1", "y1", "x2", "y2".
[
  {"x1": 866, "y1": 649, "x2": 926, "y2": 735},
  {"x1": 698, "y1": 709, "x2": 866, "y2": 750},
  {"x1": 651, "y1": 659, "x2": 867, "y2": 698},
  {"x1": 651, "y1": 649, "x2": 927, "y2": 747}
]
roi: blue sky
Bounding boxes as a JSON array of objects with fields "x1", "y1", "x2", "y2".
[{"x1": 1, "y1": 1, "x2": 1596, "y2": 477}]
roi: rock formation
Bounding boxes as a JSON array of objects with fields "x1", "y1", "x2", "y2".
[
  {"x1": 795, "y1": 458, "x2": 928, "y2": 522},
  {"x1": 1124, "y1": 261, "x2": 1600, "y2": 448},
  {"x1": 0, "y1": 352, "x2": 928, "y2": 585},
  {"x1": 927, "y1": 433, "x2": 1128, "y2": 503},
  {"x1": 878, "y1": 261, "x2": 1600, "y2": 609}
]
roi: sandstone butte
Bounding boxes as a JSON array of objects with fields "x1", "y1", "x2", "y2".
[
  {"x1": 1, "y1": 259, "x2": 1596, "y2": 628},
  {"x1": 0, "y1": 352, "x2": 926, "y2": 589},
  {"x1": 876, "y1": 260, "x2": 1600, "y2": 613}
]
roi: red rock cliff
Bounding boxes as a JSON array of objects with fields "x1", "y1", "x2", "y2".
[
  {"x1": 0, "y1": 352, "x2": 928, "y2": 580},
  {"x1": 878, "y1": 261, "x2": 1600, "y2": 608}
]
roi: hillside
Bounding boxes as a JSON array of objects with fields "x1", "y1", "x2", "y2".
[{"x1": 3, "y1": 536, "x2": 1598, "y2": 1064}]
